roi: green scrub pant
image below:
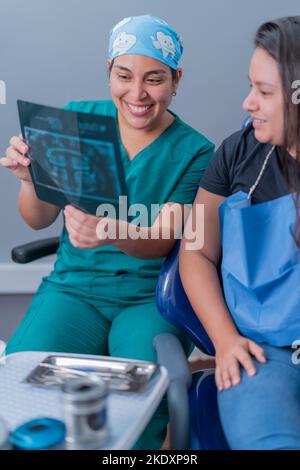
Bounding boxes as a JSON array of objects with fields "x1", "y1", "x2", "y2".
[{"x1": 5, "y1": 285, "x2": 192, "y2": 450}]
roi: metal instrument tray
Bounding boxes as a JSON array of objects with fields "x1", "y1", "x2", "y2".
[{"x1": 24, "y1": 354, "x2": 159, "y2": 392}]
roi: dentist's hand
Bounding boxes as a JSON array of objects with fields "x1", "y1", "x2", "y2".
[
  {"x1": 64, "y1": 204, "x2": 126, "y2": 249},
  {"x1": 64, "y1": 205, "x2": 105, "y2": 249},
  {"x1": 64, "y1": 205, "x2": 131, "y2": 250},
  {"x1": 0, "y1": 135, "x2": 32, "y2": 182}
]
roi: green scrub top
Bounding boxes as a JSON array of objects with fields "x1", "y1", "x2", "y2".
[{"x1": 43, "y1": 100, "x2": 214, "y2": 301}]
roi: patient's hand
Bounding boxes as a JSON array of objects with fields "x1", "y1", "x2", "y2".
[{"x1": 215, "y1": 334, "x2": 267, "y2": 391}]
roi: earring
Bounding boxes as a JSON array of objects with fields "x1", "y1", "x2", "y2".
[{"x1": 172, "y1": 92, "x2": 177, "y2": 96}]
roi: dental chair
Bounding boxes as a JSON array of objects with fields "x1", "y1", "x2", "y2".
[{"x1": 154, "y1": 241, "x2": 229, "y2": 450}]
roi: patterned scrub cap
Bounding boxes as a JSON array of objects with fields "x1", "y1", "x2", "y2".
[{"x1": 108, "y1": 15, "x2": 183, "y2": 70}]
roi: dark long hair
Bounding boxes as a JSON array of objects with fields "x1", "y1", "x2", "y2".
[{"x1": 254, "y1": 16, "x2": 300, "y2": 243}]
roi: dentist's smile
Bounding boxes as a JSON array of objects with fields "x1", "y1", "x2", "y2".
[{"x1": 123, "y1": 100, "x2": 154, "y2": 117}]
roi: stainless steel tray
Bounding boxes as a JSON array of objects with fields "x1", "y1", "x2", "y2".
[{"x1": 24, "y1": 355, "x2": 159, "y2": 392}]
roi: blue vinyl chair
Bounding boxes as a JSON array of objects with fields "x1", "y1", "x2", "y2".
[{"x1": 154, "y1": 241, "x2": 229, "y2": 450}]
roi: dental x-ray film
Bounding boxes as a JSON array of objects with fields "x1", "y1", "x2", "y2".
[{"x1": 17, "y1": 100, "x2": 127, "y2": 215}]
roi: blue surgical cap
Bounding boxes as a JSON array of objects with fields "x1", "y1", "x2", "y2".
[{"x1": 108, "y1": 15, "x2": 183, "y2": 70}]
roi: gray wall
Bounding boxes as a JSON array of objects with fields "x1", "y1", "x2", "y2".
[{"x1": 0, "y1": 0, "x2": 299, "y2": 264}]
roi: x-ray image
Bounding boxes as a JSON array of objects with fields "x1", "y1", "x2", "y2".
[
  {"x1": 24, "y1": 128, "x2": 119, "y2": 199},
  {"x1": 17, "y1": 100, "x2": 127, "y2": 215}
]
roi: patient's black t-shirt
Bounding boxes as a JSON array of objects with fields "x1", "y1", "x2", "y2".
[{"x1": 200, "y1": 123, "x2": 297, "y2": 205}]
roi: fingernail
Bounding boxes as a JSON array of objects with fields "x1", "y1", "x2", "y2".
[{"x1": 22, "y1": 146, "x2": 28, "y2": 152}]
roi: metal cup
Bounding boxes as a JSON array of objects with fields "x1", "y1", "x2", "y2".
[{"x1": 62, "y1": 375, "x2": 109, "y2": 449}]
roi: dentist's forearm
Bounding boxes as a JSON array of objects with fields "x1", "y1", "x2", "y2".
[
  {"x1": 113, "y1": 225, "x2": 176, "y2": 259},
  {"x1": 18, "y1": 180, "x2": 61, "y2": 230}
]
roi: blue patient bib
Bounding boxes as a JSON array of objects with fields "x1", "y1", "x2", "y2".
[{"x1": 218, "y1": 147, "x2": 300, "y2": 346}]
